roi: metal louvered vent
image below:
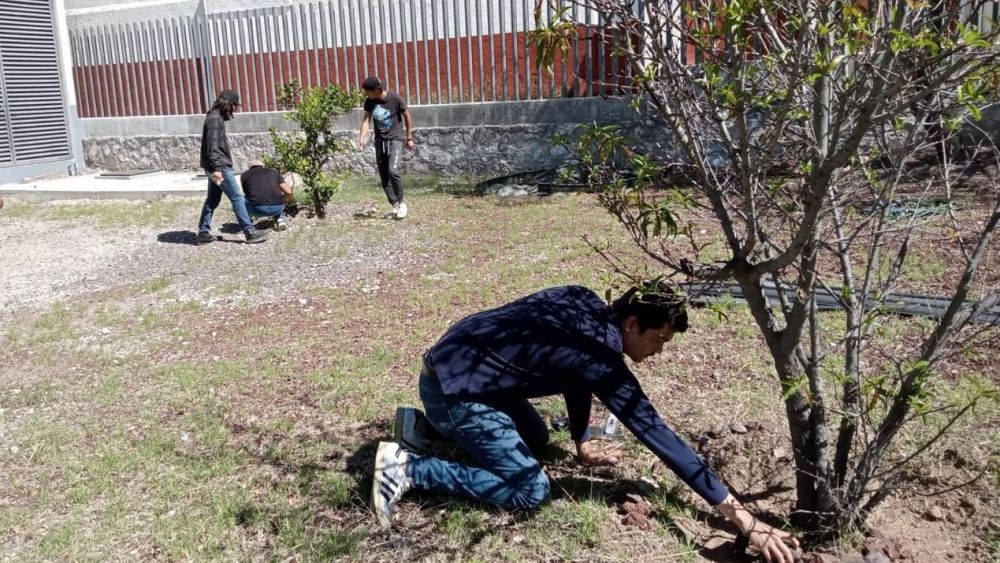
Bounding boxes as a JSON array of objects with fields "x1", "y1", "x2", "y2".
[
  {"x1": 0, "y1": 84, "x2": 11, "y2": 165},
  {"x1": 0, "y1": 0, "x2": 71, "y2": 166}
]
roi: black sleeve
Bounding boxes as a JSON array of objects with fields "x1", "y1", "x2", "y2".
[
  {"x1": 204, "y1": 115, "x2": 227, "y2": 172},
  {"x1": 397, "y1": 94, "x2": 408, "y2": 113},
  {"x1": 363, "y1": 98, "x2": 374, "y2": 113},
  {"x1": 564, "y1": 389, "x2": 593, "y2": 443},
  {"x1": 591, "y1": 363, "x2": 730, "y2": 506}
]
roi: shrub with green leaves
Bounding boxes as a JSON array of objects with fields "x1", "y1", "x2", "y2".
[{"x1": 267, "y1": 81, "x2": 362, "y2": 218}]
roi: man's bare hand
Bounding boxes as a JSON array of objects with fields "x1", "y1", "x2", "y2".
[
  {"x1": 747, "y1": 521, "x2": 800, "y2": 563},
  {"x1": 576, "y1": 441, "x2": 622, "y2": 466}
]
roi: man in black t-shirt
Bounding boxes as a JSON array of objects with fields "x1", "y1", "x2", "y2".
[
  {"x1": 240, "y1": 161, "x2": 294, "y2": 231},
  {"x1": 357, "y1": 77, "x2": 415, "y2": 219}
]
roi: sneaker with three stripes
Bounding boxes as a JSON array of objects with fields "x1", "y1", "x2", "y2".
[{"x1": 371, "y1": 441, "x2": 412, "y2": 527}]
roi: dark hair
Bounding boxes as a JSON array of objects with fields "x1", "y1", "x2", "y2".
[
  {"x1": 211, "y1": 97, "x2": 236, "y2": 121},
  {"x1": 611, "y1": 281, "x2": 688, "y2": 333},
  {"x1": 362, "y1": 76, "x2": 384, "y2": 91}
]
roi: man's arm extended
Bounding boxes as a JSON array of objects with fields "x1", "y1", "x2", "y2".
[
  {"x1": 716, "y1": 495, "x2": 800, "y2": 563},
  {"x1": 279, "y1": 181, "x2": 293, "y2": 203},
  {"x1": 402, "y1": 110, "x2": 415, "y2": 150},
  {"x1": 357, "y1": 112, "x2": 371, "y2": 150}
]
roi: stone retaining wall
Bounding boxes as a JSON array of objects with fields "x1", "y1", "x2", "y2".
[
  {"x1": 81, "y1": 98, "x2": 667, "y2": 180},
  {"x1": 82, "y1": 124, "x2": 592, "y2": 179}
]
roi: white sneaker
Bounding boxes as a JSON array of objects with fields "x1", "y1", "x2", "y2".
[
  {"x1": 372, "y1": 441, "x2": 412, "y2": 527},
  {"x1": 393, "y1": 406, "x2": 433, "y2": 453},
  {"x1": 391, "y1": 203, "x2": 400, "y2": 218},
  {"x1": 396, "y1": 202, "x2": 408, "y2": 219},
  {"x1": 275, "y1": 216, "x2": 288, "y2": 231}
]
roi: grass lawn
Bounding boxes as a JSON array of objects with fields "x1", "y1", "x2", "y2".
[{"x1": 0, "y1": 182, "x2": 996, "y2": 562}]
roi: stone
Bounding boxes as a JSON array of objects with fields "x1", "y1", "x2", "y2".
[
  {"x1": 808, "y1": 554, "x2": 840, "y2": 563},
  {"x1": 923, "y1": 505, "x2": 945, "y2": 521},
  {"x1": 729, "y1": 422, "x2": 748, "y2": 434},
  {"x1": 707, "y1": 424, "x2": 726, "y2": 438},
  {"x1": 864, "y1": 538, "x2": 902, "y2": 560},
  {"x1": 863, "y1": 552, "x2": 891, "y2": 563},
  {"x1": 621, "y1": 510, "x2": 653, "y2": 530}
]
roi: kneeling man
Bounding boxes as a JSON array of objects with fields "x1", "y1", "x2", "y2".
[{"x1": 373, "y1": 282, "x2": 799, "y2": 563}]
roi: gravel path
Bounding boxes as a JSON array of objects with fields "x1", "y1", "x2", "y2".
[{"x1": 0, "y1": 198, "x2": 442, "y2": 325}]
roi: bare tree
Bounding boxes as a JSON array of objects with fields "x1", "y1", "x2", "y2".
[{"x1": 535, "y1": 0, "x2": 1000, "y2": 534}]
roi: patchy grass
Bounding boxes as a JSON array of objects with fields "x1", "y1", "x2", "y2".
[
  {"x1": 0, "y1": 186, "x2": 997, "y2": 562},
  {"x1": 19, "y1": 197, "x2": 192, "y2": 229}
]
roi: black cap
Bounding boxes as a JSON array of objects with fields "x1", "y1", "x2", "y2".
[
  {"x1": 219, "y1": 89, "x2": 241, "y2": 105},
  {"x1": 362, "y1": 77, "x2": 384, "y2": 91}
]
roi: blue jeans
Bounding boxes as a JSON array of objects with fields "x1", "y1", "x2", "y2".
[
  {"x1": 198, "y1": 167, "x2": 255, "y2": 234},
  {"x1": 245, "y1": 202, "x2": 285, "y2": 219},
  {"x1": 406, "y1": 367, "x2": 551, "y2": 511}
]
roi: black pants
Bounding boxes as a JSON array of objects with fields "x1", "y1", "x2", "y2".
[{"x1": 375, "y1": 139, "x2": 404, "y2": 205}]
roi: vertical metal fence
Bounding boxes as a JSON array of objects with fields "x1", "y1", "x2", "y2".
[
  {"x1": 68, "y1": 0, "x2": 1000, "y2": 118},
  {"x1": 69, "y1": 0, "x2": 628, "y2": 117}
]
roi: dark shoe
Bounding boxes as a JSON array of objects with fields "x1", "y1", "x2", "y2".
[
  {"x1": 245, "y1": 229, "x2": 269, "y2": 244},
  {"x1": 274, "y1": 216, "x2": 289, "y2": 231},
  {"x1": 197, "y1": 231, "x2": 216, "y2": 245},
  {"x1": 393, "y1": 406, "x2": 433, "y2": 453}
]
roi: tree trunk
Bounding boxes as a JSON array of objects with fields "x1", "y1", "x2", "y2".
[{"x1": 313, "y1": 194, "x2": 326, "y2": 219}]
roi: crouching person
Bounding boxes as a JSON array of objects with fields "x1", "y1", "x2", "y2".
[
  {"x1": 372, "y1": 283, "x2": 800, "y2": 563},
  {"x1": 240, "y1": 160, "x2": 293, "y2": 231}
]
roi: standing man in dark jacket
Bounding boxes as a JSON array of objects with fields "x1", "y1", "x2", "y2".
[
  {"x1": 357, "y1": 77, "x2": 415, "y2": 219},
  {"x1": 197, "y1": 89, "x2": 268, "y2": 245},
  {"x1": 372, "y1": 283, "x2": 800, "y2": 563}
]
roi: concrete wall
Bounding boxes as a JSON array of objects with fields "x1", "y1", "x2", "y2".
[{"x1": 81, "y1": 96, "x2": 663, "y2": 179}]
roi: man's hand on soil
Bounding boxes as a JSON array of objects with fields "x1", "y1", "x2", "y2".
[
  {"x1": 576, "y1": 441, "x2": 622, "y2": 466},
  {"x1": 747, "y1": 522, "x2": 800, "y2": 563}
]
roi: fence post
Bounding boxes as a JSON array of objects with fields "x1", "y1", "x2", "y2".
[{"x1": 195, "y1": 0, "x2": 215, "y2": 110}]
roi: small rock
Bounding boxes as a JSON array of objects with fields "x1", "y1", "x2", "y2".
[
  {"x1": 9, "y1": 445, "x2": 19, "y2": 454},
  {"x1": 958, "y1": 498, "x2": 976, "y2": 514},
  {"x1": 924, "y1": 505, "x2": 945, "y2": 521},
  {"x1": 864, "y1": 538, "x2": 902, "y2": 560},
  {"x1": 864, "y1": 552, "x2": 891, "y2": 563},
  {"x1": 638, "y1": 476, "x2": 659, "y2": 489},
  {"x1": 730, "y1": 422, "x2": 748, "y2": 434},
  {"x1": 697, "y1": 435, "x2": 712, "y2": 448},
  {"x1": 511, "y1": 534, "x2": 525, "y2": 544},
  {"x1": 707, "y1": 424, "x2": 726, "y2": 438},
  {"x1": 621, "y1": 510, "x2": 653, "y2": 530},
  {"x1": 808, "y1": 554, "x2": 840, "y2": 563},
  {"x1": 841, "y1": 553, "x2": 865, "y2": 563}
]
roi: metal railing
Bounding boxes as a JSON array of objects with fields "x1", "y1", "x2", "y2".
[
  {"x1": 69, "y1": 0, "x2": 626, "y2": 117},
  {"x1": 68, "y1": 0, "x2": 1000, "y2": 118}
]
